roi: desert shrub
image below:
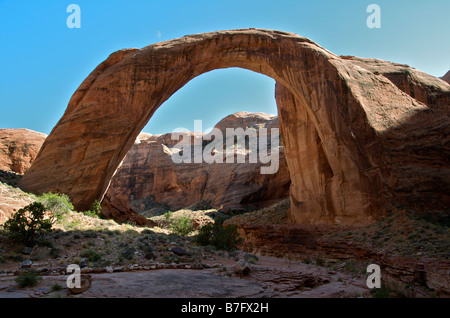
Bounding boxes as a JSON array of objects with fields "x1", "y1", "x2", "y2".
[
  {"x1": 91, "y1": 199, "x2": 103, "y2": 217},
  {"x1": 80, "y1": 249, "x2": 101, "y2": 262},
  {"x1": 4, "y1": 202, "x2": 53, "y2": 244},
  {"x1": 163, "y1": 211, "x2": 173, "y2": 223},
  {"x1": 37, "y1": 237, "x2": 54, "y2": 248},
  {"x1": 81, "y1": 200, "x2": 103, "y2": 218},
  {"x1": 195, "y1": 218, "x2": 242, "y2": 251},
  {"x1": 244, "y1": 253, "x2": 259, "y2": 264},
  {"x1": 5, "y1": 251, "x2": 24, "y2": 262},
  {"x1": 316, "y1": 258, "x2": 325, "y2": 266},
  {"x1": 15, "y1": 270, "x2": 42, "y2": 288},
  {"x1": 120, "y1": 246, "x2": 136, "y2": 260},
  {"x1": 161, "y1": 212, "x2": 194, "y2": 236},
  {"x1": 38, "y1": 192, "x2": 74, "y2": 220},
  {"x1": 81, "y1": 210, "x2": 98, "y2": 218},
  {"x1": 370, "y1": 285, "x2": 405, "y2": 298},
  {"x1": 50, "y1": 247, "x2": 62, "y2": 259},
  {"x1": 171, "y1": 216, "x2": 194, "y2": 236}
]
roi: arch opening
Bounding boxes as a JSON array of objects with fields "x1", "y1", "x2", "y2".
[
  {"x1": 142, "y1": 67, "x2": 278, "y2": 135},
  {"x1": 20, "y1": 29, "x2": 400, "y2": 226},
  {"x1": 103, "y1": 67, "x2": 292, "y2": 218}
]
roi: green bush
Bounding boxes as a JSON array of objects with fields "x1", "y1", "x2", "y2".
[
  {"x1": 81, "y1": 200, "x2": 103, "y2": 218},
  {"x1": 50, "y1": 247, "x2": 62, "y2": 259},
  {"x1": 91, "y1": 199, "x2": 103, "y2": 217},
  {"x1": 51, "y1": 283, "x2": 62, "y2": 291},
  {"x1": 171, "y1": 216, "x2": 194, "y2": 236},
  {"x1": 244, "y1": 253, "x2": 259, "y2": 264},
  {"x1": 80, "y1": 249, "x2": 101, "y2": 262},
  {"x1": 195, "y1": 218, "x2": 242, "y2": 251},
  {"x1": 4, "y1": 202, "x2": 53, "y2": 244},
  {"x1": 120, "y1": 246, "x2": 136, "y2": 260},
  {"x1": 370, "y1": 285, "x2": 405, "y2": 298},
  {"x1": 163, "y1": 211, "x2": 173, "y2": 223},
  {"x1": 15, "y1": 270, "x2": 42, "y2": 288},
  {"x1": 38, "y1": 192, "x2": 74, "y2": 220}
]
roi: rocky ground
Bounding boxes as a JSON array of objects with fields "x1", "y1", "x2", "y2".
[
  {"x1": 0, "y1": 255, "x2": 371, "y2": 298},
  {"x1": 0, "y1": 180, "x2": 398, "y2": 299},
  {"x1": 0, "y1": 178, "x2": 448, "y2": 298}
]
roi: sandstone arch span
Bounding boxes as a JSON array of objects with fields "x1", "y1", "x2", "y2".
[{"x1": 19, "y1": 29, "x2": 450, "y2": 225}]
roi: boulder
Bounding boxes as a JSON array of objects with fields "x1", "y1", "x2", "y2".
[
  {"x1": 19, "y1": 259, "x2": 33, "y2": 269},
  {"x1": 234, "y1": 259, "x2": 251, "y2": 276},
  {"x1": 68, "y1": 274, "x2": 92, "y2": 294},
  {"x1": 171, "y1": 246, "x2": 188, "y2": 256}
]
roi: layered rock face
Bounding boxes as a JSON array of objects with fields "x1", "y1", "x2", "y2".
[
  {"x1": 19, "y1": 29, "x2": 450, "y2": 226},
  {"x1": 0, "y1": 129, "x2": 47, "y2": 174},
  {"x1": 104, "y1": 112, "x2": 290, "y2": 215}
]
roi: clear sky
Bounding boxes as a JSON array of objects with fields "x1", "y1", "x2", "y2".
[{"x1": 0, "y1": 0, "x2": 449, "y2": 135}]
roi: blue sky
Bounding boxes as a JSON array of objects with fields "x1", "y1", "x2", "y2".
[{"x1": 0, "y1": 0, "x2": 449, "y2": 135}]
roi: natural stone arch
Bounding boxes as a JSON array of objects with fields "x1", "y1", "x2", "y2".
[{"x1": 19, "y1": 29, "x2": 449, "y2": 225}]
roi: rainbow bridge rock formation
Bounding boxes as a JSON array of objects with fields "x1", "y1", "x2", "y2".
[{"x1": 19, "y1": 29, "x2": 450, "y2": 225}]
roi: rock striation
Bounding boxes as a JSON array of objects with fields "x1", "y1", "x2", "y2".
[{"x1": 19, "y1": 29, "x2": 450, "y2": 225}]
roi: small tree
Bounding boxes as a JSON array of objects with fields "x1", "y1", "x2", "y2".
[{"x1": 4, "y1": 202, "x2": 53, "y2": 244}]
